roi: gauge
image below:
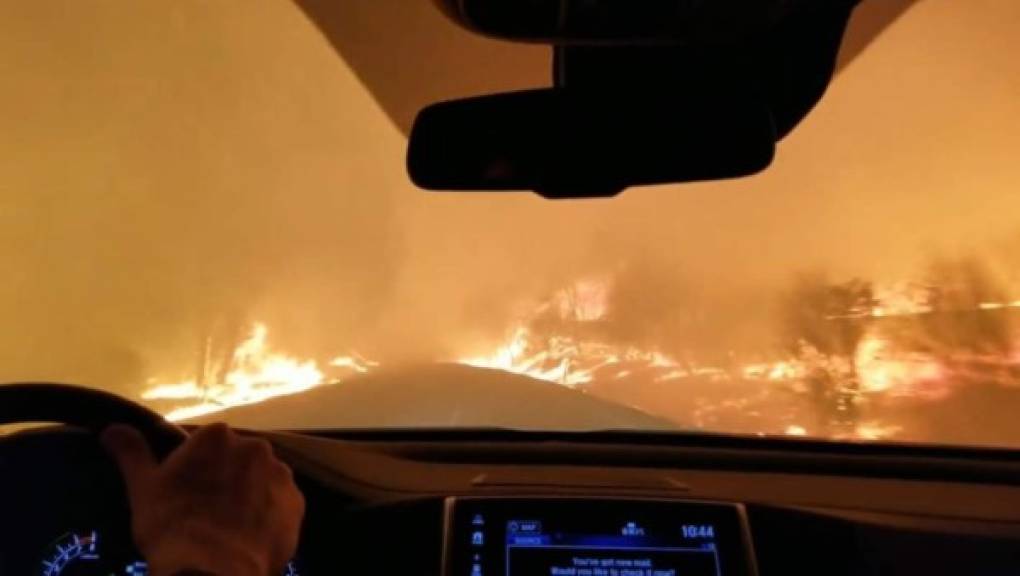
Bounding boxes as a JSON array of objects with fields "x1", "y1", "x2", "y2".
[
  {"x1": 40, "y1": 531, "x2": 104, "y2": 576},
  {"x1": 118, "y1": 559, "x2": 302, "y2": 575},
  {"x1": 40, "y1": 529, "x2": 301, "y2": 576}
]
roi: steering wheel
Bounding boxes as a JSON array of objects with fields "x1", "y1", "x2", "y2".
[{"x1": 0, "y1": 382, "x2": 187, "y2": 458}]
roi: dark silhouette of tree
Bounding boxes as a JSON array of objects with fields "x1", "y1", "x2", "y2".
[
  {"x1": 781, "y1": 273, "x2": 875, "y2": 356},
  {"x1": 781, "y1": 273, "x2": 876, "y2": 433},
  {"x1": 920, "y1": 256, "x2": 1011, "y2": 356}
]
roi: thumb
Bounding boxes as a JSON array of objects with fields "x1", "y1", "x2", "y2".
[{"x1": 101, "y1": 424, "x2": 157, "y2": 501}]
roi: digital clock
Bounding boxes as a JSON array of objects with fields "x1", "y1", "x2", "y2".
[{"x1": 682, "y1": 525, "x2": 716, "y2": 539}]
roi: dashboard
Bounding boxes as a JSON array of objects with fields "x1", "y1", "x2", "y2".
[{"x1": 2, "y1": 427, "x2": 1020, "y2": 575}]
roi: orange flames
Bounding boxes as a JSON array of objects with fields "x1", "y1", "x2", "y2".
[
  {"x1": 455, "y1": 278, "x2": 1020, "y2": 441},
  {"x1": 143, "y1": 323, "x2": 374, "y2": 421},
  {"x1": 143, "y1": 278, "x2": 1020, "y2": 441},
  {"x1": 854, "y1": 332, "x2": 946, "y2": 398},
  {"x1": 459, "y1": 327, "x2": 597, "y2": 387},
  {"x1": 459, "y1": 327, "x2": 684, "y2": 389},
  {"x1": 459, "y1": 279, "x2": 686, "y2": 389}
]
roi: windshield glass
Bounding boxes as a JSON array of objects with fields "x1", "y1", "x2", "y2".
[{"x1": 3, "y1": 0, "x2": 1020, "y2": 446}]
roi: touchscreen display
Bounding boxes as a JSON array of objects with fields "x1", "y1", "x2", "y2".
[{"x1": 445, "y1": 499, "x2": 755, "y2": 576}]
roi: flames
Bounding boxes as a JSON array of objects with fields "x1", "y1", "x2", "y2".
[
  {"x1": 459, "y1": 325, "x2": 943, "y2": 440},
  {"x1": 459, "y1": 327, "x2": 597, "y2": 387},
  {"x1": 854, "y1": 332, "x2": 946, "y2": 397},
  {"x1": 142, "y1": 277, "x2": 1020, "y2": 442},
  {"x1": 459, "y1": 279, "x2": 688, "y2": 389},
  {"x1": 459, "y1": 327, "x2": 679, "y2": 388},
  {"x1": 143, "y1": 323, "x2": 374, "y2": 422},
  {"x1": 455, "y1": 278, "x2": 1020, "y2": 442}
]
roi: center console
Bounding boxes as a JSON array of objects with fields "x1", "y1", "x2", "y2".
[{"x1": 444, "y1": 498, "x2": 757, "y2": 576}]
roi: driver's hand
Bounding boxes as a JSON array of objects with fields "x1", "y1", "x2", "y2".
[{"x1": 101, "y1": 423, "x2": 305, "y2": 576}]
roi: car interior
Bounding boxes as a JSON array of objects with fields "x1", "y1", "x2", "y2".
[
  {"x1": 2, "y1": 0, "x2": 1019, "y2": 575},
  {"x1": 3, "y1": 383, "x2": 1020, "y2": 575}
]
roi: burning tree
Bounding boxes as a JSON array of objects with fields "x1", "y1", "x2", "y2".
[
  {"x1": 781, "y1": 274, "x2": 875, "y2": 354},
  {"x1": 781, "y1": 274, "x2": 876, "y2": 433}
]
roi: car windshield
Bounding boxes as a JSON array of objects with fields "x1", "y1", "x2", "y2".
[{"x1": 3, "y1": 0, "x2": 1019, "y2": 447}]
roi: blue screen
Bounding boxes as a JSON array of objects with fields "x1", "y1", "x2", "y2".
[{"x1": 449, "y1": 499, "x2": 749, "y2": 576}]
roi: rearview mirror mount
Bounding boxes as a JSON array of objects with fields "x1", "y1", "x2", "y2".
[{"x1": 433, "y1": 0, "x2": 790, "y2": 44}]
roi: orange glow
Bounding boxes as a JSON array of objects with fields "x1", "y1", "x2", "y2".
[
  {"x1": 854, "y1": 332, "x2": 946, "y2": 397},
  {"x1": 459, "y1": 327, "x2": 604, "y2": 388},
  {"x1": 852, "y1": 422, "x2": 904, "y2": 441},
  {"x1": 143, "y1": 323, "x2": 374, "y2": 422},
  {"x1": 143, "y1": 277, "x2": 1019, "y2": 442},
  {"x1": 453, "y1": 277, "x2": 1020, "y2": 442},
  {"x1": 784, "y1": 425, "x2": 808, "y2": 436}
]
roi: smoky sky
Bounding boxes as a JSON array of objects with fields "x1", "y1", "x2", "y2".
[{"x1": 1, "y1": 0, "x2": 1018, "y2": 398}]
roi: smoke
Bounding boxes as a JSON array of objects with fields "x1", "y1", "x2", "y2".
[{"x1": 1, "y1": 0, "x2": 1019, "y2": 408}]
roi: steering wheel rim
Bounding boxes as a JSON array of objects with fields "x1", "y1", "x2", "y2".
[{"x1": 0, "y1": 382, "x2": 187, "y2": 458}]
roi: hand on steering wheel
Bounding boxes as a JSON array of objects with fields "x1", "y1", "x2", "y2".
[
  {"x1": 103, "y1": 423, "x2": 305, "y2": 576},
  {"x1": 0, "y1": 383, "x2": 304, "y2": 576}
]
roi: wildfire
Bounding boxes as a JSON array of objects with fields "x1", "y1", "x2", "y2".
[
  {"x1": 459, "y1": 327, "x2": 681, "y2": 389},
  {"x1": 461, "y1": 331, "x2": 598, "y2": 388},
  {"x1": 143, "y1": 323, "x2": 373, "y2": 422},
  {"x1": 142, "y1": 275, "x2": 1020, "y2": 443},
  {"x1": 460, "y1": 324, "x2": 934, "y2": 441},
  {"x1": 742, "y1": 360, "x2": 805, "y2": 382},
  {"x1": 459, "y1": 280, "x2": 685, "y2": 389},
  {"x1": 854, "y1": 332, "x2": 946, "y2": 398},
  {"x1": 454, "y1": 277, "x2": 1020, "y2": 442},
  {"x1": 329, "y1": 354, "x2": 379, "y2": 373}
]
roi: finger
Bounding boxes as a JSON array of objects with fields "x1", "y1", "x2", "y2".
[
  {"x1": 168, "y1": 424, "x2": 241, "y2": 490},
  {"x1": 190, "y1": 422, "x2": 234, "y2": 451},
  {"x1": 268, "y1": 458, "x2": 295, "y2": 483},
  {"x1": 101, "y1": 424, "x2": 157, "y2": 502},
  {"x1": 236, "y1": 438, "x2": 280, "y2": 486},
  {"x1": 238, "y1": 437, "x2": 274, "y2": 460}
]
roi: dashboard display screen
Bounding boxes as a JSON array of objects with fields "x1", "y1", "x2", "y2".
[{"x1": 445, "y1": 499, "x2": 755, "y2": 576}]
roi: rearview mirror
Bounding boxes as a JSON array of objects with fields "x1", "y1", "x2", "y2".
[
  {"x1": 407, "y1": 89, "x2": 776, "y2": 198},
  {"x1": 433, "y1": 0, "x2": 786, "y2": 44}
]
